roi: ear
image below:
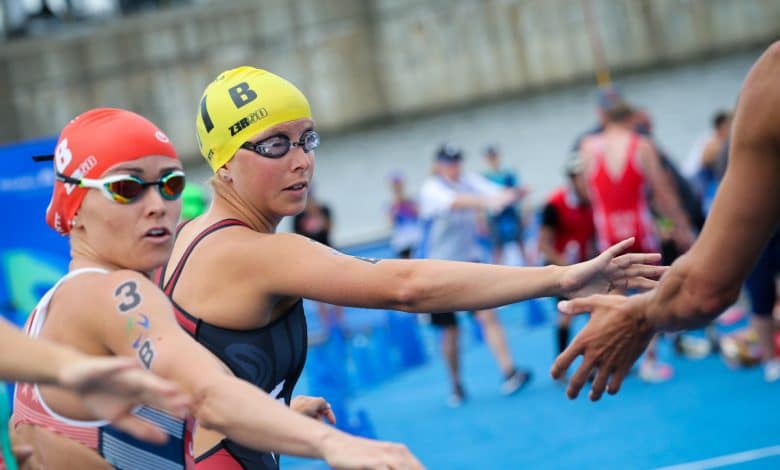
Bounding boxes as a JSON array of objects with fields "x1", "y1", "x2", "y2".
[{"x1": 217, "y1": 165, "x2": 232, "y2": 182}]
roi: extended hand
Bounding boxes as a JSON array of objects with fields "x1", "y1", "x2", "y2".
[
  {"x1": 291, "y1": 395, "x2": 336, "y2": 424},
  {"x1": 59, "y1": 356, "x2": 191, "y2": 444},
  {"x1": 550, "y1": 293, "x2": 655, "y2": 401},
  {"x1": 559, "y1": 238, "x2": 666, "y2": 299}
]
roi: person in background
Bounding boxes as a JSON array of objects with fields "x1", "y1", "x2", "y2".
[
  {"x1": 419, "y1": 144, "x2": 533, "y2": 406},
  {"x1": 538, "y1": 155, "x2": 595, "y2": 365},
  {"x1": 745, "y1": 232, "x2": 780, "y2": 381},
  {"x1": 578, "y1": 98, "x2": 696, "y2": 383},
  {"x1": 387, "y1": 171, "x2": 421, "y2": 259},
  {"x1": 482, "y1": 146, "x2": 529, "y2": 265},
  {"x1": 631, "y1": 108, "x2": 716, "y2": 359}
]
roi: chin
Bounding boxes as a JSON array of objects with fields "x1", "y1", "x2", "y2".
[
  {"x1": 129, "y1": 253, "x2": 169, "y2": 275},
  {"x1": 281, "y1": 201, "x2": 308, "y2": 217}
]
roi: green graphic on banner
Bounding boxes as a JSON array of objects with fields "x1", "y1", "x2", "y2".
[{"x1": 2, "y1": 250, "x2": 66, "y2": 315}]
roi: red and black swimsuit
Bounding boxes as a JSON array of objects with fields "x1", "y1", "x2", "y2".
[{"x1": 158, "y1": 219, "x2": 308, "y2": 470}]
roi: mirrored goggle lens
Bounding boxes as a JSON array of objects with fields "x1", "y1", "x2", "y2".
[
  {"x1": 106, "y1": 178, "x2": 144, "y2": 203},
  {"x1": 160, "y1": 174, "x2": 186, "y2": 199}
]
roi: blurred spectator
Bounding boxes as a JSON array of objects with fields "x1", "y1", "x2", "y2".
[
  {"x1": 419, "y1": 144, "x2": 531, "y2": 407},
  {"x1": 746, "y1": 232, "x2": 780, "y2": 381},
  {"x1": 482, "y1": 146, "x2": 530, "y2": 265},
  {"x1": 387, "y1": 171, "x2": 421, "y2": 259},
  {"x1": 632, "y1": 108, "x2": 717, "y2": 359},
  {"x1": 684, "y1": 110, "x2": 732, "y2": 209},
  {"x1": 579, "y1": 97, "x2": 695, "y2": 382},
  {"x1": 570, "y1": 85, "x2": 624, "y2": 151}
]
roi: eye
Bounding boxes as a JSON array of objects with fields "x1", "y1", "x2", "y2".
[{"x1": 107, "y1": 178, "x2": 144, "y2": 200}]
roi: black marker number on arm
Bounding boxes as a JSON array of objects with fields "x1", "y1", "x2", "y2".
[{"x1": 114, "y1": 281, "x2": 142, "y2": 313}]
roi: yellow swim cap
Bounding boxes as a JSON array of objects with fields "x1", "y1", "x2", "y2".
[{"x1": 195, "y1": 66, "x2": 311, "y2": 172}]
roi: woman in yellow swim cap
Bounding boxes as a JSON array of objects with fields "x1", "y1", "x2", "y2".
[{"x1": 162, "y1": 66, "x2": 667, "y2": 469}]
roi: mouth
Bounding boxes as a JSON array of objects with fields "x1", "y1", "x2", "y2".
[
  {"x1": 284, "y1": 182, "x2": 308, "y2": 191},
  {"x1": 144, "y1": 227, "x2": 171, "y2": 240}
]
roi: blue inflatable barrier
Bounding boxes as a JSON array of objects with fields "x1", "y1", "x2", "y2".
[{"x1": 386, "y1": 311, "x2": 426, "y2": 368}]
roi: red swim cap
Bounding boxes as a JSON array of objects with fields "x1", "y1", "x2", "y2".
[{"x1": 46, "y1": 108, "x2": 179, "y2": 234}]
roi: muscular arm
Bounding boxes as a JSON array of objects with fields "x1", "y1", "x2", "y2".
[{"x1": 640, "y1": 42, "x2": 780, "y2": 331}]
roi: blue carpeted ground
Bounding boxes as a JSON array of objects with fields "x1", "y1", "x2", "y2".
[{"x1": 283, "y1": 243, "x2": 778, "y2": 470}]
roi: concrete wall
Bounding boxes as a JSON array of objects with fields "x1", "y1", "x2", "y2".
[{"x1": 0, "y1": 0, "x2": 777, "y2": 160}]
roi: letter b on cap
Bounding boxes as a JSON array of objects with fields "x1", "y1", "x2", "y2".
[{"x1": 229, "y1": 82, "x2": 257, "y2": 108}]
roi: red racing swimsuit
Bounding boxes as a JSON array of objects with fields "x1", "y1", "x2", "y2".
[{"x1": 587, "y1": 134, "x2": 659, "y2": 254}]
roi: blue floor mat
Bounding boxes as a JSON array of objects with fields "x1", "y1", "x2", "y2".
[{"x1": 285, "y1": 305, "x2": 778, "y2": 469}]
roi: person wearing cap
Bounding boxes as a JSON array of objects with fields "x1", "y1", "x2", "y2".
[
  {"x1": 552, "y1": 41, "x2": 780, "y2": 399},
  {"x1": 172, "y1": 66, "x2": 666, "y2": 465},
  {"x1": 418, "y1": 144, "x2": 533, "y2": 406},
  {"x1": 538, "y1": 154, "x2": 596, "y2": 363},
  {"x1": 482, "y1": 146, "x2": 530, "y2": 265},
  {"x1": 12, "y1": 107, "x2": 415, "y2": 470}
]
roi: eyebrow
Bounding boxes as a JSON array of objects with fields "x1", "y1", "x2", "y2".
[
  {"x1": 105, "y1": 166, "x2": 183, "y2": 177},
  {"x1": 253, "y1": 122, "x2": 315, "y2": 142}
]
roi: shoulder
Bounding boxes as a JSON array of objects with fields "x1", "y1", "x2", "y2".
[{"x1": 207, "y1": 229, "x2": 316, "y2": 266}]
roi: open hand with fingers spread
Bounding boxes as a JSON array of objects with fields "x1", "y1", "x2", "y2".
[
  {"x1": 558, "y1": 238, "x2": 667, "y2": 299},
  {"x1": 550, "y1": 292, "x2": 655, "y2": 401}
]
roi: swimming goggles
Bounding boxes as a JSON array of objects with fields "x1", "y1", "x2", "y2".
[{"x1": 240, "y1": 129, "x2": 320, "y2": 159}]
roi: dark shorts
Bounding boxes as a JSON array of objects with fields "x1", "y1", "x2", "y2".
[
  {"x1": 429, "y1": 311, "x2": 476, "y2": 328},
  {"x1": 746, "y1": 232, "x2": 780, "y2": 316},
  {"x1": 488, "y1": 209, "x2": 523, "y2": 246}
]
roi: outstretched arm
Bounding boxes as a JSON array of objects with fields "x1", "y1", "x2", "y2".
[{"x1": 241, "y1": 232, "x2": 663, "y2": 313}]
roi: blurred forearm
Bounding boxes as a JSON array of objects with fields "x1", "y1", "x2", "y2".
[{"x1": 0, "y1": 317, "x2": 81, "y2": 385}]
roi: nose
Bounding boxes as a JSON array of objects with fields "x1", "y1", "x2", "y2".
[
  {"x1": 141, "y1": 185, "x2": 169, "y2": 218},
  {"x1": 289, "y1": 145, "x2": 313, "y2": 174}
]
